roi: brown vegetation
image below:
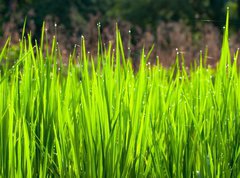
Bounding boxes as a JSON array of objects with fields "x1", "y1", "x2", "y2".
[{"x1": 1, "y1": 14, "x2": 240, "y2": 67}]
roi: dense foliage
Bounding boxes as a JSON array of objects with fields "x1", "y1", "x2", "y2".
[
  {"x1": 0, "y1": 10, "x2": 240, "y2": 177},
  {"x1": 1, "y1": 0, "x2": 240, "y2": 35}
]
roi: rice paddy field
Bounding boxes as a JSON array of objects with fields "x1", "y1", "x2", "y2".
[{"x1": 1, "y1": 10, "x2": 240, "y2": 177}]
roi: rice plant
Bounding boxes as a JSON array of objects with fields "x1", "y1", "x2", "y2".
[{"x1": 0, "y1": 9, "x2": 240, "y2": 178}]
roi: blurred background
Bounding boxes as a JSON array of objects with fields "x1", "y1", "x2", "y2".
[{"x1": 0, "y1": 0, "x2": 240, "y2": 66}]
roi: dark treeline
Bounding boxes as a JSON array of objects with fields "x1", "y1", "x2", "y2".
[
  {"x1": 0, "y1": 0, "x2": 240, "y2": 66},
  {"x1": 1, "y1": 0, "x2": 239, "y2": 35}
]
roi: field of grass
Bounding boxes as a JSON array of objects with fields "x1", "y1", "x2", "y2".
[{"x1": 0, "y1": 9, "x2": 240, "y2": 177}]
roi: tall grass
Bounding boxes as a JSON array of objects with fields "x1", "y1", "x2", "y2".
[{"x1": 0, "y1": 9, "x2": 240, "y2": 177}]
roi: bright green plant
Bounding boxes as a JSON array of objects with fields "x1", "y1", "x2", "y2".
[{"x1": 0, "y1": 9, "x2": 240, "y2": 178}]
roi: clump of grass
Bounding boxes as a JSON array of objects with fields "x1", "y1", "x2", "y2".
[{"x1": 0, "y1": 9, "x2": 240, "y2": 177}]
